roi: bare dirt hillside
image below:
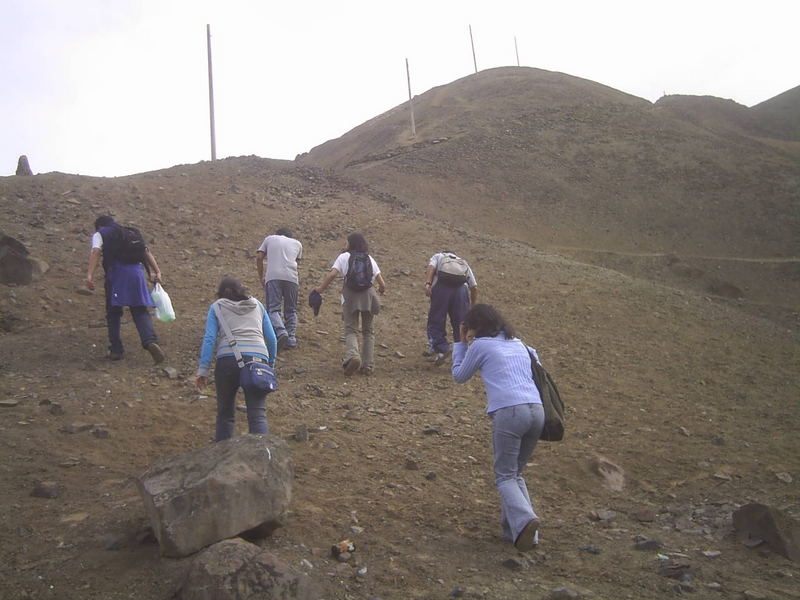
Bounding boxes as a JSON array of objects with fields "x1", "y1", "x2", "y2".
[
  {"x1": 300, "y1": 67, "x2": 800, "y2": 322},
  {"x1": 1, "y1": 156, "x2": 799, "y2": 599}
]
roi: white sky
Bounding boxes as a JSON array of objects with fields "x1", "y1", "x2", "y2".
[{"x1": 1, "y1": 0, "x2": 797, "y2": 177}]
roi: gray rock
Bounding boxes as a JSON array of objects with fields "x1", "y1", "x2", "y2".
[
  {"x1": 162, "y1": 366, "x2": 179, "y2": 379},
  {"x1": 0, "y1": 234, "x2": 33, "y2": 285},
  {"x1": 137, "y1": 434, "x2": 293, "y2": 557},
  {"x1": 176, "y1": 538, "x2": 319, "y2": 600},
  {"x1": 16, "y1": 155, "x2": 33, "y2": 176},
  {"x1": 733, "y1": 502, "x2": 800, "y2": 561},
  {"x1": 548, "y1": 587, "x2": 581, "y2": 599},
  {"x1": 31, "y1": 480, "x2": 64, "y2": 498}
]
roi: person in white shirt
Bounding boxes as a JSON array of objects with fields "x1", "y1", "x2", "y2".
[
  {"x1": 424, "y1": 251, "x2": 478, "y2": 365},
  {"x1": 313, "y1": 233, "x2": 386, "y2": 376},
  {"x1": 255, "y1": 228, "x2": 303, "y2": 350}
]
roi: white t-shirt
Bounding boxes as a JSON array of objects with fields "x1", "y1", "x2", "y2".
[
  {"x1": 428, "y1": 252, "x2": 477, "y2": 287},
  {"x1": 257, "y1": 235, "x2": 303, "y2": 284},
  {"x1": 91, "y1": 231, "x2": 104, "y2": 249}
]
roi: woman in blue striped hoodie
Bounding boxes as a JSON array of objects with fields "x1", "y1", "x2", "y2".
[{"x1": 451, "y1": 304, "x2": 544, "y2": 551}]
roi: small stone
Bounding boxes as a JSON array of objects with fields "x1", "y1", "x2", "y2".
[
  {"x1": 294, "y1": 367, "x2": 307, "y2": 374},
  {"x1": 501, "y1": 557, "x2": 526, "y2": 570},
  {"x1": 591, "y1": 510, "x2": 616, "y2": 521},
  {"x1": 293, "y1": 424, "x2": 310, "y2": 442},
  {"x1": 579, "y1": 545, "x2": 601, "y2": 554},
  {"x1": 449, "y1": 588, "x2": 465, "y2": 598},
  {"x1": 705, "y1": 582, "x2": 723, "y2": 591},
  {"x1": 775, "y1": 472, "x2": 792, "y2": 483},
  {"x1": 635, "y1": 539, "x2": 663, "y2": 551},
  {"x1": 59, "y1": 422, "x2": 93, "y2": 434},
  {"x1": 425, "y1": 472, "x2": 437, "y2": 480},
  {"x1": 394, "y1": 351, "x2": 405, "y2": 358},
  {"x1": 92, "y1": 428, "x2": 111, "y2": 439},
  {"x1": 0, "y1": 399, "x2": 19, "y2": 407},
  {"x1": 336, "y1": 552, "x2": 352, "y2": 563},
  {"x1": 712, "y1": 472, "x2": 732, "y2": 481},
  {"x1": 548, "y1": 587, "x2": 581, "y2": 599},
  {"x1": 162, "y1": 366, "x2": 179, "y2": 379},
  {"x1": 75, "y1": 287, "x2": 93, "y2": 296},
  {"x1": 422, "y1": 427, "x2": 440, "y2": 435},
  {"x1": 350, "y1": 526, "x2": 364, "y2": 535},
  {"x1": 678, "y1": 427, "x2": 690, "y2": 436},
  {"x1": 702, "y1": 550, "x2": 721, "y2": 558},
  {"x1": 49, "y1": 403, "x2": 65, "y2": 416},
  {"x1": 31, "y1": 481, "x2": 64, "y2": 498}
]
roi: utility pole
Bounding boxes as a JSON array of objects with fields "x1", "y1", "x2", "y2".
[
  {"x1": 406, "y1": 58, "x2": 416, "y2": 138},
  {"x1": 469, "y1": 25, "x2": 477, "y2": 73},
  {"x1": 206, "y1": 24, "x2": 217, "y2": 161},
  {"x1": 514, "y1": 36, "x2": 520, "y2": 66}
]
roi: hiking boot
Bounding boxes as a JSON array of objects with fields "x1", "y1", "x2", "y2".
[
  {"x1": 359, "y1": 366, "x2": 374, "y2": 376},
  {"x1": 286, "y1": 337, "x2": 297, "y2": 349},
  {"x1": 108, "y1": 351, "x2": 124, "y2": 361},
  {"x1": 277, "y1": 333, "x2": 288, "y2": 352},
  {"x1": 343, "y1": 356, "x2": 362, "y2": 376},
  {"x1": 146, "y1": 342, "x2": 166, "y2": 365},
  {"x1": 514, "y1": 518, "x2": 540, "y2": 552}
]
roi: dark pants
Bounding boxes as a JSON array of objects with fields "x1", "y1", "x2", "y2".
[
  {"x1": 426, "y1": 283, "x2": 469, "y2": 354},
  {"x1": 214, "y1": 355, "x2": 269, "y2": 441},
  {"x1": 105, "y1": 280, "x2": 157, "y2": 354}
]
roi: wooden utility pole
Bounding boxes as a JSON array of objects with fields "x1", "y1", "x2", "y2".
[
  {"x1": 406, "y1": 58, "x2": 416, "y2": 138},
  {"x1": 469, "y1": 25, "x2": 477, "y2": 73},
  {"x1": 206, "y1": 24, "x2": 217, "y2": 161},
  {"x1": 514, "y1": 36, "x2": 520, "y2": 66}
]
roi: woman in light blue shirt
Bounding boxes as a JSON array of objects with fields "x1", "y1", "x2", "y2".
[{"x1": 451, "y1": 304, "x2": 544, "y2": 551}]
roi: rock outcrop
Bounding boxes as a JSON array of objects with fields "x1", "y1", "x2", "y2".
[{"x1": 137, "y1": 434, "x2": 293, "y2": 557}]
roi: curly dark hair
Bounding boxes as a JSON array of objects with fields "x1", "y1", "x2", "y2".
[
  {"x1": 462, "y1": 303, "x2": 516, "y2": 339},
  {"x1": 216, "y1": 277, "x2": 250, "y2": 301},
  {"x1": 346, "y1": 232, "x2": 368, "y2": 253}
]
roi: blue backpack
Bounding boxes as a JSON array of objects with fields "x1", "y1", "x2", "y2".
[{"x1": 345, "y1": 252, "x2": 373, "y2": 291}]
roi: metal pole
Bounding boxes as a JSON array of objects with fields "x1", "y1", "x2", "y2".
[
  {"x1": 469, "y1": 25, "x2": 477, "y2": 73},
  {"x1": 514, "y1": 36, "x2": 520, "y2": 67},
  {"x1": 206, "y1": 24, "x2": 217, "y2": 161},
  {"x1": 406, "y1": 58, "x2": 416, "y2": 138}
]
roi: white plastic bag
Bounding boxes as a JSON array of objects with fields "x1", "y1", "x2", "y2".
[{"x1": 151, "y1": 283, "x2": 176, "y2": 322}]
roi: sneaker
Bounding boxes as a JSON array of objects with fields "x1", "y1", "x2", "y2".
[
  {"x1": 359, "y1": 366, "x2": 374, "y2": 376},
  {"x1": 433, "y1": 352, "x2": 447, "y2": 366},
  {"x1": 514, "y1": 518, "x2": 540, "y2": 552},
  {"x1": 343, "y1": 356, "x2": 362, "y2": 376},
  {"x1": 277, "y1": 333, "x2": 288, "y2": 352},
  {"x1": 286, "y1": 337, "x2": 297, "y2": 349},
  {"x1": 422, "y1": 344, "x2": 435, "y2": 357},
  {"x1": 146, "y1": 342, "x2": 166, "y2": 365},
  {"x1": 108, "y1": 351, "x2": 124, "y2": 361}
]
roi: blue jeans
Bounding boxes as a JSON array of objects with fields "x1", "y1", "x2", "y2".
[
  {"x1": 426, "y1": 283, "x2": 469, "y2": 353},
  {"x1": 105, "y1": 280, "x2": 157, "y2": 354},
  {"x1": 265, "y1": 280, "x2": 298, "y2": 342},
  {"x1": 491, "y1": 402, "x2": 545, "y2": 542},
  {"x1": 214, "y1": 355, "x2": 269, "y2": 441}
]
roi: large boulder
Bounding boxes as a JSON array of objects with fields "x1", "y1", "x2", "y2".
[
  {"x1": 0, "y1": 234, "x2": 33, "y2": 285},
  {"x1": 176, "y1": 538, "x2": 319, "y2": 600},
  {"x1": 733, "y1": 502, "x2": 800, "y2": 561},
  {"x1": 137, "y1": 434, "x2": 293, "y2": 557}
]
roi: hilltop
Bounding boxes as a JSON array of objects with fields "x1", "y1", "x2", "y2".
[
  {"x1": 301, "y1": 67, "x2": 800, "y2": 320},
  {"x1": 1, "y1": 68, "x2": 799, "y2": 600}
]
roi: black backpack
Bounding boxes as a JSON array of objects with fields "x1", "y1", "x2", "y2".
[
  {"x1": 105, "y1": 224, "x2": 147, "y2": 265},
  {"x1": 526, "y1": 347, "x2": 565, "y2": 441},
  {"x1": 345, "y1": 252, "x2": 373, "y2": 291}
]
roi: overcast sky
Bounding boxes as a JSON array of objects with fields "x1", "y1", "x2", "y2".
[{"x1": 2, "y1": 0, "x2": 797, "y2": 178}]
